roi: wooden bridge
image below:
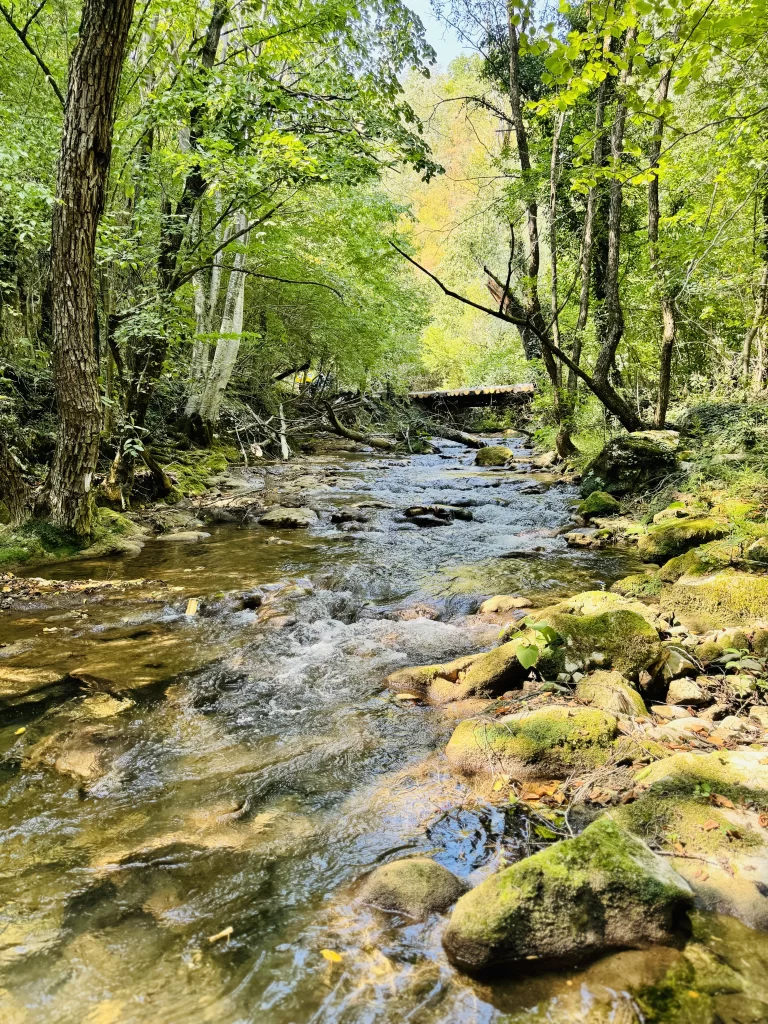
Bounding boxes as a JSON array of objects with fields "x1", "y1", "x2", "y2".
[{"x1": 408, "y1": 383, "x2": 535, "y2": 412}]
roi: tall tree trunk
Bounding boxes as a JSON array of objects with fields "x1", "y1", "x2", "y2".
[
  {"x1": 0, "y1": 435, "x2": 32, "y2": 527},
  {"x1": 742, "y1": 192, "x2": 768, "y2": 382},
  {"x1": 507, "y1": 13, "x2": 575, "y2": 457},
  {"x1": 48, "y1": 0, "x2": 136, "y2": 536},
  {"x1": 649, "y1": 37, "x2": 679, "y2": 428},
  {"x1": 569, "y1": 64, "x2": 610, "y2": 395}
]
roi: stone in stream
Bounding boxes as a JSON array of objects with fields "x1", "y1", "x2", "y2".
[
  {"x1": 404, "y1": 504, "x2": 473, "y2": 522},
  {"x1": 155, "y1": 530, "x2": 211, "y2": 542},
  {"x1": 475, "y1": 446, "x2": 514, "y2": 467},
  {"x1": 445, "y1": 705, "x2": 618, "y2": 779},
  {"x1": 442, "y1": 817, "x2": 693, "y2": 973},
  {"x1": 478, "y1": 595, "x2": 533, "y2": 614},
  {"x1": 577, "y1": 490, "x2": 622, "y2": 520},
  {"x1": 358, "y1": 858, "x2": 468, "y2": 920},
  {"x1": 258, "y1": 507, "x2": 318, "y2": 529}
]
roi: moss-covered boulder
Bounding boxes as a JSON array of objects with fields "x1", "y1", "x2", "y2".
[
  {"x1": 661, "y1": 570, "x2": 768, "y2": 630},
  {"x1": 611, "y1": 571, "x2": 663, "y2": 599},
  {"x1": 358, "y1": 858, "x2": 467, "y2": 920},
  {"x1": 258, "y1": 507, "x2": 318, "y2": 529},
  {"x1": 637, "y1": 518, "x2": 730, "y2": 563},
  {"x1": 577, "y1": 490, "x2": 622, "y2": 520},
  {"x1": 537, "y1": 590, "x2": 662, "y2": 629},
  {"x1": 580, "y1": 430, "x2": 680, "y2": 498},
  {"x1": 540, "y1": 607, "x2": 662, "y2": 680},
  {"x1": 442, "y1": 817, "x2": 692, "y2": 973},
  {"x1": 385, "y1": 636, "x2": 562, "y2": 705},
  {"x1": 475, "y1": 445, "x2": 514, "y2": 467},
  {"x1": 445, "y1": 705, "x2": 617, "y2": 779},
  {"x1": 576, "y1": 670, "x2": 647, "y2": 716}
]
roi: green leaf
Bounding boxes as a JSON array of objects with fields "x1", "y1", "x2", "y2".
[{"x1": 517, "y1": 644, "x2": 540, "y2": 670}]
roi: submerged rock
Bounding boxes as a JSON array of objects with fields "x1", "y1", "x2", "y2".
[
  {"x1": 358, "y1": 858, "x2": 467, "y2": 920},
  {"x1": 442, "y1": 817, "x2": 692, "y2": 972},
  {"x1": 576, "y1": 669, "x2": 647, "y2": 716},
  {"x1": 478, "y1": 595, "x2": 533, "y2": 614},
  {"x1": 445, "y1": 705, "x2": 618, "y2": 779},
  {"x1": 475, "y1": 446, "x2": 514, "y2": 467},
  {"x1": 581, "y1": 430, "x2": 679, "y2": 497},
  {"x1": 258, "y1": 507, "x2": 318, "y2": 529}
]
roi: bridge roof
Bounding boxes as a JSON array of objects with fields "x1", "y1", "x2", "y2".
[{"x1": 408, "y1": 383, "x2": 535, "y2": 399}]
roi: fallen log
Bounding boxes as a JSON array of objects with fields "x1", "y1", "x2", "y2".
[
  {"x1": 323, "y1": 403, "x2": 399, "y2": 451},
  {"x1": 433, "y1": 427, "x2": 487, "y2": 449}
]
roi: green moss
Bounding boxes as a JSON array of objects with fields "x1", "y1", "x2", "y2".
[
  {"x1": 581, "y1": 430, "x2": 680, "y2": 497},
  {"x1": 164, "y1": 444, "x2": 239, "y2": 499},
  {"x1": 614, "y1": 793, "x2": 763, "y2": 855},
  {"x1": 442, "y1": 817, "x2": 693, "y2": 971},
  {"x1": 547, "y1": 608, "x2": 661, "y2": 680},
  {"x1": 637, "y1": 518, "x2": 730, "y2": 562},
  {"x1": 658, "y1": 538, "x2": 743, "y2": 583},
  {"x1": 577, "y1": 490, "x2": 621, "y2": 520},
  {"x1": 445, "y1": 705, "x2": 618, "y2": 777},
  {"x1": 611, "y1": 572, "x2": 663, "y2": 598},
  {"x1": 661, "y1": 569, "x2": 768, "y2": 629},
  {"x1": 475, "y1": 445, "x2": 514, "y2": 467},
  {"x1": 0, "y1": 508, "x2": 143, "y2": 568}
]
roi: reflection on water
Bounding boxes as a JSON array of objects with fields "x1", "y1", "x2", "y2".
[{"x1": 1, "y1": 439, "x2": 662, "y2": 1023}]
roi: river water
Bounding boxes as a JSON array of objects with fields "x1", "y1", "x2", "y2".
[{"x1": 0, "y1": 438, "x2": 652, "y2": 1024}]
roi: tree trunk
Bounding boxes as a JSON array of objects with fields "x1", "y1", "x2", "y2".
[
  {"x1": 742, "y1": 192, "x2": 768, "y2": 382},
  {"x1": 506, "y1": 14, "x2": 575, "y2": 456},
  {"x1": 48, "y1": 0, "x2": 137, "y2": 536},
  {"x1": 0, "y1": 435, "x2": 32, "y2": 527},
  {"x1": 569, "y1": 65, "x2": 610, "y2": 395}
]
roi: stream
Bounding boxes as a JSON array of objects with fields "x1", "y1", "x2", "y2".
[{"x1": 0, "y1": 437, "x2": 657, "y2": 1024}]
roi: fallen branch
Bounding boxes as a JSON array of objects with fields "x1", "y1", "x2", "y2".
[{"x1": 323, "y1": 403, "x2": 398, "y2": 451}]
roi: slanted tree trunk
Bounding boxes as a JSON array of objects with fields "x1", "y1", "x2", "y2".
[{"x1": 48, "y1": 0, "x2": 137, "y2": 535}]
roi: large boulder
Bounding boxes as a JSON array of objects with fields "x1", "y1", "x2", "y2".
[
  {"x1": 258, "y1": 507, "x2": 318, "y2": 529},
  {"x1": 580, "y1": 430, "x2": 679, "y2": 497},
  {"x1": 576, "y1": 670, "x2": 647, "y2": 716},
  {"x1": 358, "y1": 858, "x2": 467, "y2": 920},
  {"x1": 445, "y1": 705, "x2": 617, "y2": 779},
  {"x1": 636, "y1": 518, "x2": 730, "y2": 562},
  {"x1": 475, "y1": 445, "x2": 513, "y2": 467},
  {"x1": 442, "y1": 817, "x2": 692, "y2": 973},
  {"x1": 660, "y1": 569, "x2": 768, "y2": 630}
]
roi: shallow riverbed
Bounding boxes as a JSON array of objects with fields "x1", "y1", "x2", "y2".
[{"x1": 0, "y1": 437, "x2": 678, "y2": 1024}]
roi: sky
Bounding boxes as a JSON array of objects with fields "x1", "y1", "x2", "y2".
[{"x1": 405, "y1": 0, "x2": 474, "y2": 68}]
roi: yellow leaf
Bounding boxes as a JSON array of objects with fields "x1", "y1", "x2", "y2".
[
  {"x1": 320, "y1": 949, "x2": 343, "y2": 963},
  {"x1": 185, "y1": 598, "x2": 199, "y2": 616},
  {"x1": 14, "y1": 727, "x2": 25, "y2": 735},
  {"x1": 394, "y1": 693, "x2": 419, "y2": 701},
  {"x1": 687, "y1": 991, "x2": 700, "y2": 998},
  {"x1": 492, "y1": 778, "x2": 504, "y2": 791}
]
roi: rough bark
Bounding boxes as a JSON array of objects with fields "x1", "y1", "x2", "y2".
[
  {"x1": 0, "y1": 434, "x2": 32, "y2": 527},
  {"x1": 48, "y1": 0, "x2": 137, "y2": 536}
]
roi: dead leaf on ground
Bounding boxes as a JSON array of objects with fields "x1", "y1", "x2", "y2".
[
  {"x1": 701, "y1": 819, "x2": 720, "y2": 832},
  {"x1": 711, "y1": 794, "x2": 735, "y2": 808}
]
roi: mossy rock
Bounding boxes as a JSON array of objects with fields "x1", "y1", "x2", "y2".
[
  {"x1": 576, "y1": 669, "x2": 647, "y2": 716},
  {"x1": 539, "y1": 589, "x2": 662, "y2": 629},
  {"x1": 0, "y1": 507, "x2": 144, "y2": 567},
  {"x1": 475, "y1": 445, "x2": 514, "y2": 467},
  {"x1": 445, "y1": 705, "x2": 618, "y2": 779},
  {"x1": 581, "y1": 430, "x2": 680, "y2": 498},
  {"x1": 634, "y1": 912, "x2": 768, "y2": 1024},
  {"x1": 358, "y1": 857, "x2": 468, "y2": 920},
  {"x1": 661, "y1": 570, "x2": 768, "y2": 629},
  {"x1": 657, "y1": 538, "x2": 742, "y2": 583},
  {"x1": 546, "y1": 608, "x2": 662, "y2": 680},
  {"x1": 577, "y1": 490, "x2": 622, "y2": 520},
  {"x1": 611, "y1": 572, "x2": 663, "y2": 599},
  {"x1": 442, "y1": 817, "x2": 693, "y2": 973},
  {"x1": 386, "y1": 637, "x2": 561, "y2": 705},
  {"x1": 637, "y1": 519, "x2": 731, "y2": 563}
]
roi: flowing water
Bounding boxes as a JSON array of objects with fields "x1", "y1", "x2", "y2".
[{"x1": 0, "y1": 437, "x2": 670, "y2": 1024}]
